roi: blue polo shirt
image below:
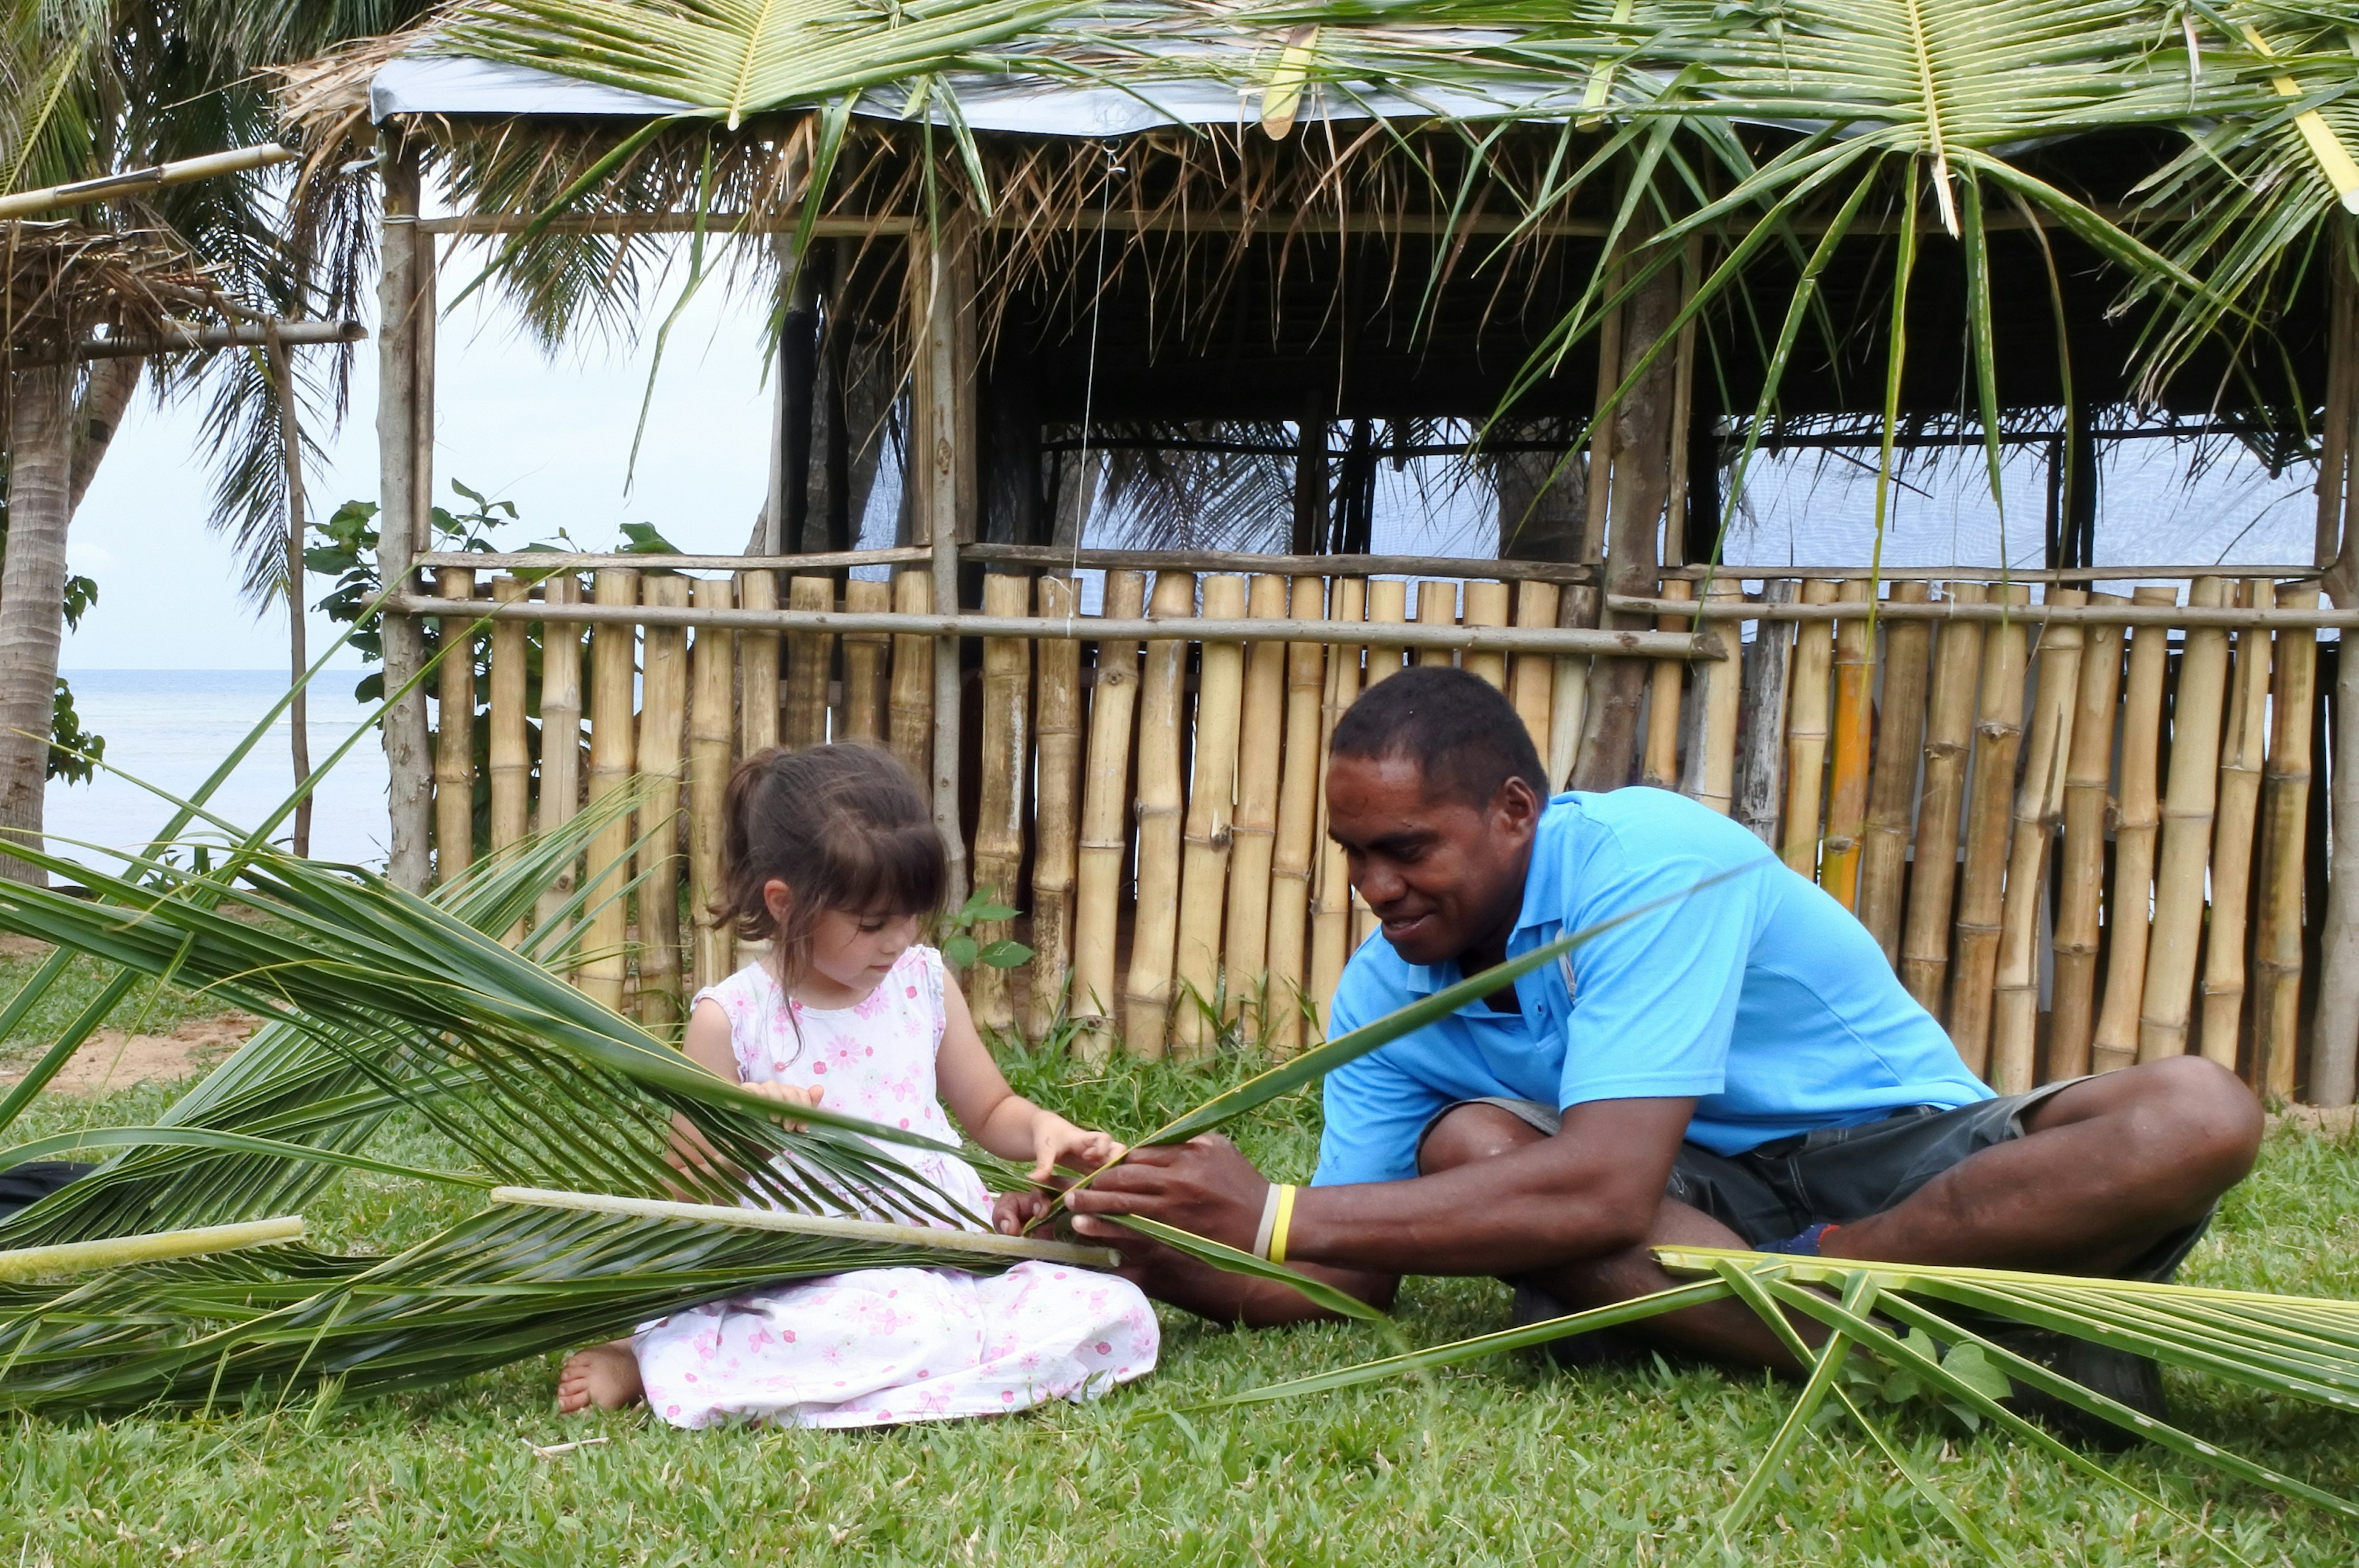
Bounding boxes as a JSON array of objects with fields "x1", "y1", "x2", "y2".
[{"x1": 1311, "y1": 789, "x2": 1991, "y2": 1187}]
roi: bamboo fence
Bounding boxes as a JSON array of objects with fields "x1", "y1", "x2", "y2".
[{"x1": 409, "y1": 560, "x2": 2338, "y2": 1097}]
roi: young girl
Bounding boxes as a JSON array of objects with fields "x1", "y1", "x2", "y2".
[{"x1": 558, "y1": 743, "x2": 1158, "y2": 1427}]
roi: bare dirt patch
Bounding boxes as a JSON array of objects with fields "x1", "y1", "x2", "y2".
[
  {"x1": 2272, "y1": 1104, "x2": 2358, "y2": 1138},
  {"x1": 0, "y1": 1013, "x2": 260, "y2": 1097}
]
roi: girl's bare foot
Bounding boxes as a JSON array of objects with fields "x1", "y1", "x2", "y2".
[{"x1": 557, "y1": 1340, "x2": 644, "y2": 1414}]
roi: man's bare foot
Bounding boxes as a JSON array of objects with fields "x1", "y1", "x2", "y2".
[{"x1": 557, "y1": 1340, "x2": 644, "y2": 1414}]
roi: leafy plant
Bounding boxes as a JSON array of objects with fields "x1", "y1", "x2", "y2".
[{"x1": 937, "y1": 887, "x2": 1033, "y2": 973}]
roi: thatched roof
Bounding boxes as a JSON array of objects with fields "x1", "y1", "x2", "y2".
[{"x1": 1, "y1": 222, "x2": 205, "y2": 368}]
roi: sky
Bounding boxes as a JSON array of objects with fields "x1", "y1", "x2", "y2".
[{"x1": 65, "y1": 238, "x2": 777, "y2": 671}]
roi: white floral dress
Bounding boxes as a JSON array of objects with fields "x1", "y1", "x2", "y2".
[{"x1": 631, "y1": 948, "x2": 1159, "y2": 1429}]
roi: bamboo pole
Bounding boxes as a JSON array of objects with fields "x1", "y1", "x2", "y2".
[
  {"x1": 1734, "y1": 583, "x2": 1796, "y2": 848},
  {"x1": 2092, "y1": 585, "x2": 2181, "y2": 1072},
  {"x1": 2197, "y1": 580, "x2": 2275, "y2": 1069},
  {"x1": 1946, "y1": 582, "x2": 2030, "y2": 1074},
  {"x1": 1025, "y1": 574, "x2": 1084, "y2": 1044},
  {"x1": 1073, "y1": 571, "x2": 1146, "y2": 1059},
  {"x1": 1365, "y1": 579, "x2": 1408, "y2": 687},
  {"x1": 1175, "y1": 575, "x2": 1248, "y2": 1059},
  {"x1": 1224, "y1": 575, "x2": 1289, "y2": 1034},
  {"x1": 433, "y1": 568, "x2": 477, "y2": 883},
  {"x1": 1509, "y1": 581, "x2": 1559, "y2": 763},
  {"x1": 1858, "y1": 580, "x2": 1933, "y2": 957},
  {"x1": 888, "y1": 569, "x2": 933, "y2": 783},
  {"x1": 2256, "y1": 585, "x2": 2322, "y2": 1098},
  {"x1": 1685, "y1": 579, "x2": 1744, "y2": 814},
  {"x1": 486, "y1": 575, "x2": 531, "y2": 860},
  {"x1": 1310, "y1": 578, "x2": 1365, "y2": 1036},
  {"x1": 687, "y1": 575, "x2": 735, "y2": 991},
  {"x1": 1780, "y1": 580, "x2": 1841, "y2": 879},
  {"x1": 2140, "y1": 575, "x2": 2234, "y2": 1064},
  {"x1": 1990, "y1": 591, "x2": 2086, "y2": 1093},
  {"x1": 1125, "y1": 572, "x2": 1195, "y2": 1058},
  {"x1": 1414, "y1": 579, "x2": 1458, "y2": 668},
  {"x1": 1267, "y1": 576, "x2": 1327, "y2": 1055},
  {"x1": 0, "y1": 1215, "x2": 305, "y2": 1284},
  {"x1": 2050, "y1": 593, "x2": 2126, "y2": 1079},
  {"x1": 737, "y1": 569, "x2": 781, "y2": 756},
  {"x1": 1461, "y1": 580, "x2": 1512, "y2": 689},
  {"x1": 636, "y1": 573, "x2": 690, "y2": 1029},
  {"x1": 580, "y1": 569, "x2": 641, "y2": 1012},
  {"x1": 1548, "y1": 583, "x2": 1594, "y2": 789},
  {"x1": 1819, "y1": 579, "x2": 1876, "y2": 909},
  {"x1": 532, "y1": 574, "x2": 585, "y2": 940},
  {"x1": 1899, "y1": 583, "x2": 1987, "y2": 1015},
  {"x1": 1643, "y1": 580, "x2": 1692, "y2": 788},
  {"x1": 839, "y1": 579, "x2": 890, "y2": 742},
  {"x1": 968, "y1": 572, "x2": 1032, "y2": 1032},
  {"x1": 782, "y1": 575, "x2": 834, "y2": 749}
]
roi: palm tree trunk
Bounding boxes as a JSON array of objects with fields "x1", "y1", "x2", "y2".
[
  {"x1": 66, "y1": 357, "x2": 143, "y2": 513},
  {"x1": 0, "y1": 364, "x2": 77, "y2": 884}
]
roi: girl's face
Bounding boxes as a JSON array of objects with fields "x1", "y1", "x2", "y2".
[{"x1": 764, "y1": 879, "x2": 922, "y2": 996}]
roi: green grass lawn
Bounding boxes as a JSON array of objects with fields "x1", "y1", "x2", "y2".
[
  {"x1": 2, "y1": 1046, "x2": 2357, "y2": 1566},
  {"x1": 0, "y1": 942, "x2": 248, "y2": 1077}
]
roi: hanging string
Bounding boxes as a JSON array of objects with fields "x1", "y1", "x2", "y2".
[{"x1": 1066, "y1": 140, "x2": 1121, "y2": 635}]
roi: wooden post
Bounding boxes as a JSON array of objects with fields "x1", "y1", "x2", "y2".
[
  {"x1": 1414, "y1": 579, "x2": 1458, "y2": 668},
  {"x1": 910, "y1": 225, "x2": 974, "y2": 906},
  {"x1": 1779, "y1": 580, "x2": 1841, "y2": 880},
  {"x1": 687, "y1": 575, "x2": 735, "y2": 991},
  {"x1": 1900, "y1": 583, "x2": 1986, "y2": 1015},
  {"x1": 840, "y1": 579, "x2": 891, "y2": 742},
  {"x1": 1734, "y1": 582, "x2": 1796, "y2": 848},
  {"x1": 2258, "y1": 587, "x2": 2322, "y2": 1097},
  {"x1": 580, "y1": 569, "x2": 641, "y2": 1012},
  {"x1": 1858, "y1": 581, "x2": 1933, "y2": 958},
  {"x1": 1946, "y1": 581, "x2": 2030, "y2": 1074},
  {"x1": 487, "y1": 576, "x2": 531, "y2": 868},
  {"x1": 1125, "y1": 571, "x2": 1195, "y2": 1058},
  {"x1": 1175, "y1": 575, "x2": 1248, "y2": 1059},
  {"x1": 375, "y1": 142, "x2": 434, "y2": 892},
  {"x1": 2197, "y1": 580, "x2": 2275, "y2": 1069},
  {"x1": 1073, "y1": 571, "x2": 1146, "y2": 1058},
  {"x1": 433, "y1": 568, "x2": 478, "y2": 884},
  {"x1": 637, "y1": 573, "x2": 690, "y2": 1029},
  {"x1": 968, "y1": 572, "x2": 1031, "y2": 1032},
  {"x1": 1819, "y1": 579, "x2": 1876, "y2": 909},
  {"x1": 1548, "y1": 580, "x2": 1593, "y2": 790},
  {"x1": 1509, "y1": 581, "x2": 1559, "y2": 763},
  {"x1": 2050, "y1": 593, "x2": 2126, "y2": 1079},
  {"x1": 1364, "y1": 579, "x2": 1407, "y2": 687},
  {"x1": 737, "y1": 569, "x2": 781, "y2": 756},
  {"x1": 1027, "y1": 574, "x2": 1083, "y2": 1043},
  {"x1": 1310, "y1": 578, "x2": 1366, "y2": 1035},
  {"x1": 2315, "y1": 590, "x2": 2359, "y2": 1106},
  {"x1": 888, "y1": 569, "x2": 933, "y2": 783},
  {"x1": 1641, "y1": 579, "x2": 1691, "y2": 787},
  {"x1": 1267, "y1": 577, "x2": 1327, "y2": 1054},
  {"x1": 783, "y1": 575, "x2": 834, "y2": 749},
  {"x1": 532, "y1": 574, "x2": 585, "y2": 942},
  {"x1": 1461, "y1": 580, "x2": 1512, "y2": 689},
  {"x1": 1684, "y1": 579, "x2": 1743, "y2": 814},
  {"x1": 1990, "y1": 591, "x2": 2085, "y2": 1093},
  {"x1": 2140, "y1": 575, "x2": 2234, "y2": 1063},
  {"x1": 1224, "y1": 575, "x2": 1289, "y2": 1034},
  {"x1": 2092, "y1": 585, "x2": 2181, "y2": 1071}
]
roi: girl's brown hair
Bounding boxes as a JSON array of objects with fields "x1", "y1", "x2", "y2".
[{"x1": 717, "y1": 743, "x2": 948, "y2": 991}]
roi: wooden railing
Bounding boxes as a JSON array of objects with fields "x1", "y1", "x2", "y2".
[{"x1": 387, "y1": 556, "x2": 2337, "y2": 1101}]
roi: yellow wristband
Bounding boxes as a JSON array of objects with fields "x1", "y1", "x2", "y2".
[{"x1": 1267, "y1": 1183, "x2": 1299, "y2": 1266}]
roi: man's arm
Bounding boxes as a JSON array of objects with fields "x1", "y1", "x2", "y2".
[{"x1": 1068, "y1": 1098, "x2": 1696, "y2": 1322}]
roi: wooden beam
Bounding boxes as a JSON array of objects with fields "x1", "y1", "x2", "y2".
[{"x1": 375, "y1": 137, "x2": 434, "y2": 893}]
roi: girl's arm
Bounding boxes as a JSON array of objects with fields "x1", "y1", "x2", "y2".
[
  {"x1": 667, "y1": 999, "x2": 821, "y2": 1192},
  {"x1": 934, "y1": 966, "x2": 1121, "y2": 1182}
]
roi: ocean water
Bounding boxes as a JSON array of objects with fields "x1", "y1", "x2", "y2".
[{"x1": 48, "y1": 670, "x2": 391, "y2": 873}]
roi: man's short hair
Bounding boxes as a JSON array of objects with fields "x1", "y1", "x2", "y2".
[{"x1": 1329, "y1": 665, "x2": 1552, "y2": 808}]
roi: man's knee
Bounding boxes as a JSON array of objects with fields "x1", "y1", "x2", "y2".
[
  {"x1": 2086, "y1": 1056, "x2": 2264, "y2": 1198},
  {"x1": 1416, "y1": 1103, "x2": 1546, "y2": 1176}
]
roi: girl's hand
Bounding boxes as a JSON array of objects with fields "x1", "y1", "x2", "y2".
[
  {"x1": 743, "y1": 1080, "x2": 824, "y2": 1132},
  {"x1": 994, "y1": 1187, "x2": 1054, "y2": 1236},
  {"x1": 1028, "y1": 1114, "x2": 1125, "y2": 1185}
]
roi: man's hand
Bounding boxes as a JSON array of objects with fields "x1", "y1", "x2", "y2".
[{"x1": 1064, "y1": 1133, "x2": 1269, "y2": 1253}]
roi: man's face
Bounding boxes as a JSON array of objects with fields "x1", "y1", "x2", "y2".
[{"x1": 1324, "y1": 751, "x2": 1540, "y2": 967}]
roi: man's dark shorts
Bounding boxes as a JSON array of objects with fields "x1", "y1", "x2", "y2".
[{"x1": 1419, "y1": 1080, "x2": 2209, "y2": 1283}]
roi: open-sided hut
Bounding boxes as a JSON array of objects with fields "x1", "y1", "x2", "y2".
[{"x1": 281, "y1": 3, "x2": 2359, "y2": 1102}]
